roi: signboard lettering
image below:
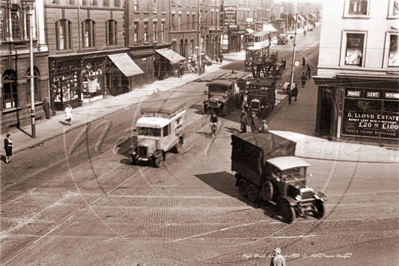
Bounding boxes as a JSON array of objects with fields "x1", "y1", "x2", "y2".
[
  {"x1": 385, "y1": 92, "x2": 399, "y2": 99},
  {"x1": 224, "y1": 6, "x2": 237, "y2": 26},
  {"x1": 366, "y1": 91, "x2": 380, "y2": 98},
  {"x1": 347, "y1": 90, "x2": 361, "y2": 97}
]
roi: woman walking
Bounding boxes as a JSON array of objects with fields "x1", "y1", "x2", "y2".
[
  {"x1": 64, "y1": 104, "x2": 73, "y2": 125},
  {"x1": 4, "y1": 133, "x2": 13, "y2": 164}
]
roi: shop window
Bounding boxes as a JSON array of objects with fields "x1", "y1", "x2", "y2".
[
  {"x1": 11, "y1": 4, "x2": 22, "y2": 40},
  {"x1": 106, "y1": 20, "x2": 117, "y2": 46},
  {"x1": 82, "y1": 19, "x2": 95, "y2": 48},
  {"x1": 388, "y1": 34, "x2": 398, "y2": 67},
  {"x1": 344, "y1": 0, "x2": 369, "y2": 17},
  {"x1": 144, "y1": 22, "x2": 148, "y2": 42},
  {"x1": 56, "y1": 20, "x2": 72, "y2": 51},
  {"x1": 134, "y1": 22, "x2": 138, "y2": 42},
  {"x1": 2, "y1": 70, "x2": 18, "y2": 110},
  {"x1": 153, "y1": 22, "x2": 157, "y2": 42},
  {"x1": 344, "y1": 33, "x2": 365, "y2": 66},
  {"x1": 383, "y1": 100, "x2": 399, "y2": 113},
  {"x1": 388, "y1": 0, "x2": 399, "y2": 18},
  {"x1": 26, "y1": 67, "x2": 40, "y2": 104}
]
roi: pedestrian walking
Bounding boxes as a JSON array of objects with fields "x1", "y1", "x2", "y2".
[
  {"x1": 259, "y1": 120, "x2": 269, "y2": 133},
  {"x1": 179, "y1": 63, "x2": 184, "y2": 78},
  {"x1": 4, "y1": 133, "x2": 13, "y2": 164},
  {"x1": 64, "y1": 104, "x2": 73, "y2": 125},
  {"x1": 250, "y1": 112, "x2": 259, "y2": 133},
  {"x1": 302, "y1": 57, "x2": 306, "y2": 67},
  {"x1": 42, "y1": 97, "x2": 51, "y2": 119},
  {"x1": 270, "y1": 248, "x2": 286, "y2": 266},
  {"x1": 301, "y1": 72, "x2": 307, "y2": 88},
  {"x1": 306, "y1": 64, "x2": 311, "y2": 76},
  {"x1": 240, "y1": 109, "x2": 248, "y2": 133},
  {"x1": 303, "y1": 30, "x2": 306, "y2": 37},
  {"x1": 219, "y1": 54, "x2": 224, "y2": 64}
]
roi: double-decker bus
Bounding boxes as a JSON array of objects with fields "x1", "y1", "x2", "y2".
[{"x1": 244, "y1": 31, "x2": 277, "y2": 72}]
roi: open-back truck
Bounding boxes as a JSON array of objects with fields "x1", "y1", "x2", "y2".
[
  {"x1": 231, "y1": 132, "x2": 327, "y2": 223},
  {"x1": 132, "y1": 99, "x2": 186, "y2": 168},
  {"x1": 244, "y1": 79, "x2": 276, "y2": 119}
]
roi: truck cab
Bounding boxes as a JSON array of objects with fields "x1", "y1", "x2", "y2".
[
  {"x1": 132, "y1": 100, "x2": 186, "y2": 168},
  {"x1": 245, "y1": 79, "x2": 276, "y2": 118}
]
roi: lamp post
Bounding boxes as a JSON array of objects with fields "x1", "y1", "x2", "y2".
[
  {"x1": 289, "y1": 12, "x2": 298, "y2": 94},
  {"x1": 29, "y1": 5, "x2": 36, "y2": 138},
  {"x1": 198, "y1": 0, "x2": 202, "y2": 76}
]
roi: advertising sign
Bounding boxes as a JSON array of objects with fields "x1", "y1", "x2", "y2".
[
  {"x1": 342, "y1": 97, "x2": 399, "y2": 139},
  {"x1": 224, "y1": 6, "x2": 237, "y2": 26}
]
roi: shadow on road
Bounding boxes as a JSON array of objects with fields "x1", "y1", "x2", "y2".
[{"x1": 195, "y1": 171, "x2": 283, "y2": 223}]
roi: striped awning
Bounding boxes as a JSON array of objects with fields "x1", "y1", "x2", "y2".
[
  {"x1": 108, "y1": 53, "x2": 144, "y2": 77},
  {"x1": 156, "y1": 48, "x2": 186, "y2": 64}
]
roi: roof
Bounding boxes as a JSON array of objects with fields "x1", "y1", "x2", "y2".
[
  {"x1": 136, "y1": 116, "x2": 170, "y2": 129},
  {"x1": 108, "y1": 53, "x2": 144, "y2": 77},
  {"x1": 266, "y1": 156, "x2": 311, "y2": 171},
  {"x1": 156, "y1": 48, "x2": 186, "y2": 64},
  {"x1": 140, "y1": 98, "x2": 186, "y2": 115},
  {"x1": 207, "y1": 79, "x2": 234, "y2": 87},
  {"x1": 253, "y1": 30, "x2": 271, "y2": 36},
  {"x1": 263, "y1": 24, "x2": 278, "y2": 32}
]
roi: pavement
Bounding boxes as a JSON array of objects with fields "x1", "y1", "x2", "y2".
[{"x1": 2, "y1": 48, "x2": 398, "y2": 164}]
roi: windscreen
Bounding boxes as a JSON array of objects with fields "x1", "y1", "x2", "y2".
[
  {"x1": 138, "y1": 127, "x2": 161, "y2": 136},
  {"x1": 209, "y1": 85, "x2": 229, "y2": 93}
]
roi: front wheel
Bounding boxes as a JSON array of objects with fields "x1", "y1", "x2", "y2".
[
  {"x1": 277, "y1": 198, "x2": 296, "y2": 224},
  {"x1": 238, "y1": 179, "x2": 247, "y2": 197},
  {"x1": 174, "y1": 138, "x2": 184, "y2": 153},
  {"x1": 247, "y1": 183, "x2": 259, "y2": 203},
  {"x1": 313, "y1": 199, "x2": 325, "y2": 219},
  {"x1": 153, "y1": 151, "x2": 163, "y2": 168},
  {"x1": 202, "y1": 103, "x2": 208, "y2": 115}
]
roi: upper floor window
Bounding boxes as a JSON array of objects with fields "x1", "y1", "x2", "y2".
[
  {"x1": 56, "y1": 19, "x2": 72, "y2": 50},
  {"x1": 106, "y1": 20, "x2": 117, "y2": 46},
  {"x1": 134, "y1": 22, "x2": 138, "y2": 42},
  {"x1": 345, "y1": 0, "x2": 369, "y2": 17},
  {"x1": 0, "y1": 8, "x2": 5, "y2": 40},
  {"x1": 387, "y1": 33, "x2": 398, "y2": 67},
  {"x1": 172, "y1": 14, "x2": 175, "y2": 31},
  {"x1": 161, "y1": 22, "x2": 164, "y2": 42},
  {"x1": 11, "y1": 4, "x2": 22, "y2": 40},
  {"x1": 388, "y1": 0, "x2": 399, "y2": 18},
  {"x1": 153, "y1": 22, "x2": 157, "y2": 41},
  {"x1": 82, "y1": 19, "x2": 95, "y2": 48},
  {"x1": 192, "y1": 15, "x2": 195, "y2": 30},
  {"x1": 134, "y1": 1, "x2": 139, "y2": 11},
  {"x1": 144, "y1": 22, "x2": 148, "y2": 42},
  {"x1": 344, "y1": 32, "x2": 365, "y2": 66}
]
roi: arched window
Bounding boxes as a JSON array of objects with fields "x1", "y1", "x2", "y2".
[
  {"x1": 82, "y1": 19, "x2": 95, "y2": 48},
  {"x1": 11, "y1": 4, "x2": 22, "y2": 40},
  {"x1": 2, "y1": 70, "x2": 18, "y2": 109},
  {"x1": 26, "y1": 67, "x2": 40, "y2": 104},
  {"x1": 106, "y1": 20, "x2": 117, "y2": 46},
  {"x1": 56, "y1": 19, "x2": 72, "y2": 50}
]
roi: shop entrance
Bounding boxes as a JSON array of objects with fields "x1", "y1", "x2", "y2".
[{"x1": 319, "y1": 87, "x2": 333, "y2": 136}]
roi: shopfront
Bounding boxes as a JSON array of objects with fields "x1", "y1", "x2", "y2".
[
  {"x1": 155, "y1": 48, "x2": 186, "y2": 78},
  {"x1": 314, "y1": 75, "x2": 399, "y2": 145}
]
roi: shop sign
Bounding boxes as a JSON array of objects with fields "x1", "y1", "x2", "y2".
[
  {"x1": 385, "y1": 92, "x2": 399, "y2": 99},
  {"x1": 346, "y1": 90, "x2": 361, "y2": 97},
  {"x1": 342, "y1": 99, "x2": 399, "y2": 139},
  {"x1": 366, "y1": 91, "x2": 380, "y2": 98},
  {"x1": 224, "y1": 6, "x2": 237, "y2": 26}
]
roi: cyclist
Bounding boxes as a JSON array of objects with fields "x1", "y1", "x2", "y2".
[{"x1": 210, "y1": 113, "x2": 218, "y2": 135}]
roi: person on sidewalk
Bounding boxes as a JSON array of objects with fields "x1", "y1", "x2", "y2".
[
  {"x1": 179, "y1": 63, "x2": 184, "y2": 78},
  {"x1": 251, "y1": 112, "x2": 259, "y2": 133},
  {"x1": 303, "y1": 30, "x2": 306, "y2": 37},
  {"x1": 4, "y1": 133, "x2": 13, "y2": 164},
  {"x1": 259, "y1": 120, "x2": 269, "y2": 133},
  {"x1": 302, "y1": 57, "x2": 306, "y2": 67},
  {"x1": 288, "y1": 84, "x2": 298, "y2": 105},
  {"x1": 306, "y1": 64, "x2": 311, "y2": 76},
  {"x1": 270, "y1": 248, "x2": 286, "y2": 266},
  {"x1": 219, "y1": 54, "x2": 224, "y2": 64},
  {"x1": 42, "y1": 97, "x2": 51, "y2": 119},
  {"x1": 240, "y1": 109, "x2": 248, "y2": 133},
  {"x1": 301, "y1": 72, "x2": 307, "y2": 88},
  {"x1": 64, "y1": 104, "x2": 73, "y2": 125}
]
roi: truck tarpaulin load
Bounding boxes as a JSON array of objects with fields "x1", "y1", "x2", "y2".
[
  {"x1": 132, "y1": 98, "x2": 186, "y2": 168},
  {"x1": 231, "y1": 132, "x2": 327, "y2": 223},
  {"x1": 244, "y1": 79, "x2": 276, "y2": 119},
  {"x1": 203, "y1": 72, "x2": 248, "y2": 115}
]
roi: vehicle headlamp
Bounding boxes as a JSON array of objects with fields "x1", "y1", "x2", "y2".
[{"x1": 295, "y1": 194, "x2": 302, "y2": 201}]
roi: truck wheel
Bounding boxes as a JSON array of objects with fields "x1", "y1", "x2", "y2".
[
  {"x1": 153, "y1": 151, "x2": 163, "y2": 168},
  {"x1": 174, "y1": 138, "x2": 183, "y2": 153},
  {"x1": 277, "y1": 198, "x2": 296, "y2": 224},
  {"x1": 131, "y1": 155, "x2": 137, "y2": 165},
  {"x1": 202, "y1": 103, "x2": 208, "y2": 114},
  {"x1": 313, "y1": 199, "x2": 325, "y2": 219},
  {"x1": 247, "y1": 184, "x2": 259, "y2": 203},
  {"x1": 261, "y1": 181, "x2": 273, "y2": 202},
  {"x1": 238, "y1": 179, "x2": 247, "y2": 197}
]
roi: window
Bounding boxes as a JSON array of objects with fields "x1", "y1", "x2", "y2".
[
  {"x1": 192, "y1": 15, "x2": 195, "y2": 30},
  {"x1": 106, "y1": 20, "x2": 117, "y2": 46},
  {"x1": 186, "y1": 14, "x2": 189, "y2": 31},
  {"x1": 0, "y1": 8, "x2": 4, "y2": 40},
  {"x1": 144, "y1": 22, "x2": 148, "y2": 42},
  {"x1": 344, "y1": 33, "x2": 365, "y2": 66},
  {"x1": 211, "y1": 11, "x2": 214, "y2": 26},
  {"x1": 11, "y1": 4, "x2": 21, "y2": 40},
  {"x1": 161, "y1": 22, "x2": 164, "y2": 42},
  {"x1": 134, "y1": 22, "x2": 138, "y2": 42},
  {"x1": 344, "y1": 0, "x2": 369, "y2": 17},
  {"x1": 388, "y1": 0, "x2": 399, "y2": 18},
  {"x1": 114, "y1": 0, "x2": 120, "y2": 8},
  {"x1": 134, "y1": 1, "x2": 138, "y2": 11},
  {"x1": 153, "y1": 22, "x2": 157, "y2": 41},
  {"x1": 26, "y1": 67, "x2": 40, "y2": 104},
  {"x1": 388, "y1": 33, "x2": 398, "y2": 67},
  {"x1": 56, "y1": 20, "x2": 72, "y2": 50},
  {"x1": 82, "y1": 19, "x2": 95, "y2": 48},
  {"x1": 2, "y1": 70, "x2": 18, "y2": 109},
  {"x1": 163, "y1": 125, "x2": 170, "y2": 136},
  {"x1": 172, "y1": 14, "x2": 175, "y2": 31},
  {"x1": 178, "y1": 14, "x2": 181, "y2": 31}
]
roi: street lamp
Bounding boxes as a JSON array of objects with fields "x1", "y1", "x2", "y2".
[
  {"x1": 29, "y1": 5, "x2": 36, "y2": 138},
  {"x1": 289, "y1": 12, "x2": 298, "y2": 95}
]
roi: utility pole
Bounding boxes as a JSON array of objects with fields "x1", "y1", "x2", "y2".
[
  {"x1": 29, "y1": 5, "x2": 36, "y2": 138},
  {"x1": 289, "y1": 12, "x2": 298, "y2": 94},
  {"x1": 198, "y1": 0, "x2": 202, "y2": 75}
]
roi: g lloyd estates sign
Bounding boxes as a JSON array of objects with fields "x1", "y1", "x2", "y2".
[{"x1": 342, "y1": 90, "x2": 399, "y2": 139}]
